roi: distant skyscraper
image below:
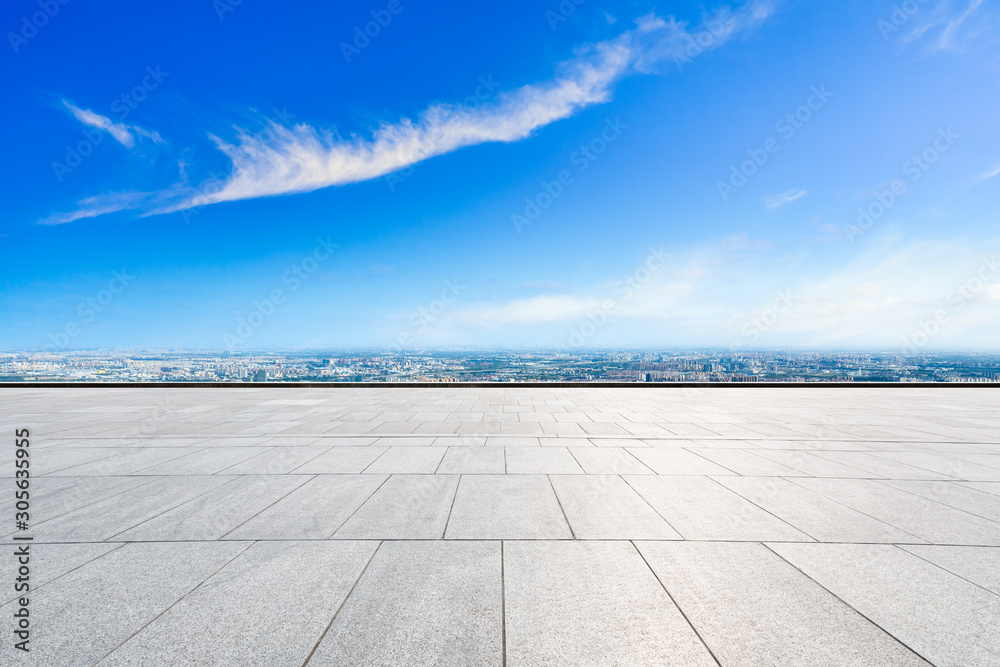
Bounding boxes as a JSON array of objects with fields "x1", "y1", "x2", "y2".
[{"x1": 254, "y1": 370, "x2": 267, "y2": 382}]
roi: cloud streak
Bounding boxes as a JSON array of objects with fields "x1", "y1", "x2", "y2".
[
  {"x1": 63, "y1": 100, "x2": 162, "y2": 148},
  {"x1": 934, "y1": 0, "x2": 986, "y2": 52},
  {"x1": 44, "y1": 2, "x2": 773, "y2": 223},
  {"x1": 430, "y1": 236, "x2": 1000, "y2": 348},
  {"x1": 39, "y1": 191, "x2": 158, "y2": 226},
  {"x1": 763, "y1": 188, "x2": 806, "y2": 210}
]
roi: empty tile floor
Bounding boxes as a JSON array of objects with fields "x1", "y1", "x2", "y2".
[{"x1": 2, "y1": 387, "x2": 999, "y2": 666}]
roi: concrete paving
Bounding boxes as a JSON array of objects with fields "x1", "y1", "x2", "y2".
[{"x1": 2, "y1": 386, "x2": 999, "y2": 665}]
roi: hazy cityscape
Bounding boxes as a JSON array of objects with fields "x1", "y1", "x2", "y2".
[{"x1": 2, "y1": 349, "x2": 999, "y2": 383}]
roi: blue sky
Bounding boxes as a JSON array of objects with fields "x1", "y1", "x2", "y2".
[{"x1": 2, "y1": 0, "x2": 999, "y2": 351}]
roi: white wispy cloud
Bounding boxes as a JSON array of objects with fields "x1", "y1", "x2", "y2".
[
  {"x1": 934, "y1": 0, "x2": 986, "y2": 52},
  {"x1": 454, "y1": 295, "x2": 611, "y2": 325},
  {"x1": 420, "y1": 235, "x2": 1000, "y2": 348},
  {"x1": 45, "y1": 2, "x2": 773, "y2": 223},
  {"x1": 63, "y1": 100, "x2": 162, "y2": 148},
  {"x1": 903, "y1": 0, "x2": 994, "y2": 53},
  {"x1": 175, "y1": 2, "x2": 765, "y2": 208},
  {"x1": 974, "y1": 165, "x2": 1000, "y2": 184},
  {"x1": 763, "y1": 188, "x2": 806, "y2": 210},
  {"x1": 40, "y1": 191, "x2": 161, "y2": 225}
]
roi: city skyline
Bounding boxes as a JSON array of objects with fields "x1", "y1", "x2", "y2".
[
  {"x1": 3, "y1": 0, "x2": 999, "y2": 351},
  {"x1": 5, "y1": 348, "x2": 999, "y2": 384}
]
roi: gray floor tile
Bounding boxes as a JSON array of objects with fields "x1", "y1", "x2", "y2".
[
  {"x1": 687, "y1": 448, "x2": 807, "y2": 476},
  {"x1": 750, "y1": 449, "x2": 877, "y2": 477},
  {"x1": 872, "y1": 452, "x2": 1000, "y2": 481},
  {"x1": 568, "y1": 447, "x2": 654, "y2": 474},
  {"x1": 625, "y1": 475, "x2": 812, "y2": 541},
  {"x1": 225, "y1": 475, "x2": 387, "y2": 540},
  {"x1": 879, "y1": 479, "x2": 1000, "y2": 523},
  {"x1": 103, "y1": 541, "x2": 378, "y2": 665},
  {"x1": 899, "y1": 545, "x2": 1000, "y2": 595},
  {"x1": 503, "y1": 447, "x2": 584, "y2": 474},
  {"x1": 134, "y1": 446, "x2": 266, "y2": 475},
  {"x1": 216, "y1": 445, "x2": 332, "y2": 474},
  {"x1": 44, "y1": 447, "x2": 204, "y2": 476},
  {"x1": 333, "y1": 474, "x2": 459, "y2": 539},
  {"x1": 812, "y1": 451, "x2": 958, "y2": 480},
  {"x1": 113, "y1": 475, "x2": 309, "y2": 541},
  {"x1": 362, "y1": 446, "x2": 446, "y2": 474},
  {"x1": 770, "y1": 543, "x2": 1000, "y2": 667},
  {"x1": 961, "y1": 481, "x2": 1000, "y2": 496},
  {"x1": 504, "y1": 541, "x2": 716, "y2": 666},
  {"x1": 31, "y1": 448, "x2": 119, "y2": 475},
  {"x1": 549, "y1": 475, "x2": 680, "y2": 539},
  {"x1": 484, "y1": 436, "x2": 539, "y2": 447},
  {"x1": 311, "y1": 541, "x2": 502, "y2": 666},
  {"x1": 636, "y1": 541, "x2": 929, "y2": 667},
  {"x1": 370, "y1": 436, "x2": 437, "y2": 446},
  {"x1": 436, "y1": 447, "x2": 506, "y2": 474},
  {"x1": 34, "y1": 475, "x2": 233, "y2": 542},
  {"x1": 292, "y1": 446, "x2": 387, "y2": 473},
  {"x1": 0, "y1": 541, "x2": 249, "y2": 665},
  {"x1": 628, "y1": 447, "x2": 736, "y2": 475},
  {"x1": 790, "y1": 478, "x2": 1000, "y2": 545},
  {"x1": 27, "y1": 475, "x2": 157, "y2": 523},
  {"x1": 1, "y1": 543, "x2": 122, "y2": 605},
  {"x1": 445, "y1": 475, "x2": 572, "y2": 539},
  {"x1": 717, "y1": 476, "x2": 922, "y2": 543}
]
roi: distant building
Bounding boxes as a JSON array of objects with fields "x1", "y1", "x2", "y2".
[{"x1": 254, "y1": 370, "x2": 267, "y2": 382}]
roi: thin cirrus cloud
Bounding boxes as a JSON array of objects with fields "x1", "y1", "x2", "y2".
[
  {"x1": 164, "y1": 4, "x2": 773, "y2": 213},
  {"x1": 934, "y1": 0, "x2": 986, "y2": 52},
  {"x1": 63, "y1": 100, "x2": 162, "y2": 148},
  {"x1": 39, "y1": 191, "x2": 159, "y2": 226},
  {"x1": 42, "y1": 1, "x2": 774, "y2": 224},
  {"x1": 763, "y1": 188, "x2": 807, "y2": 210},
  {"x1": 901, "y1": 0, "x2": 992, "y2": 53},
  {"x1": 425, "y1": 236, "x2": 1000, "y2": 347}
]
